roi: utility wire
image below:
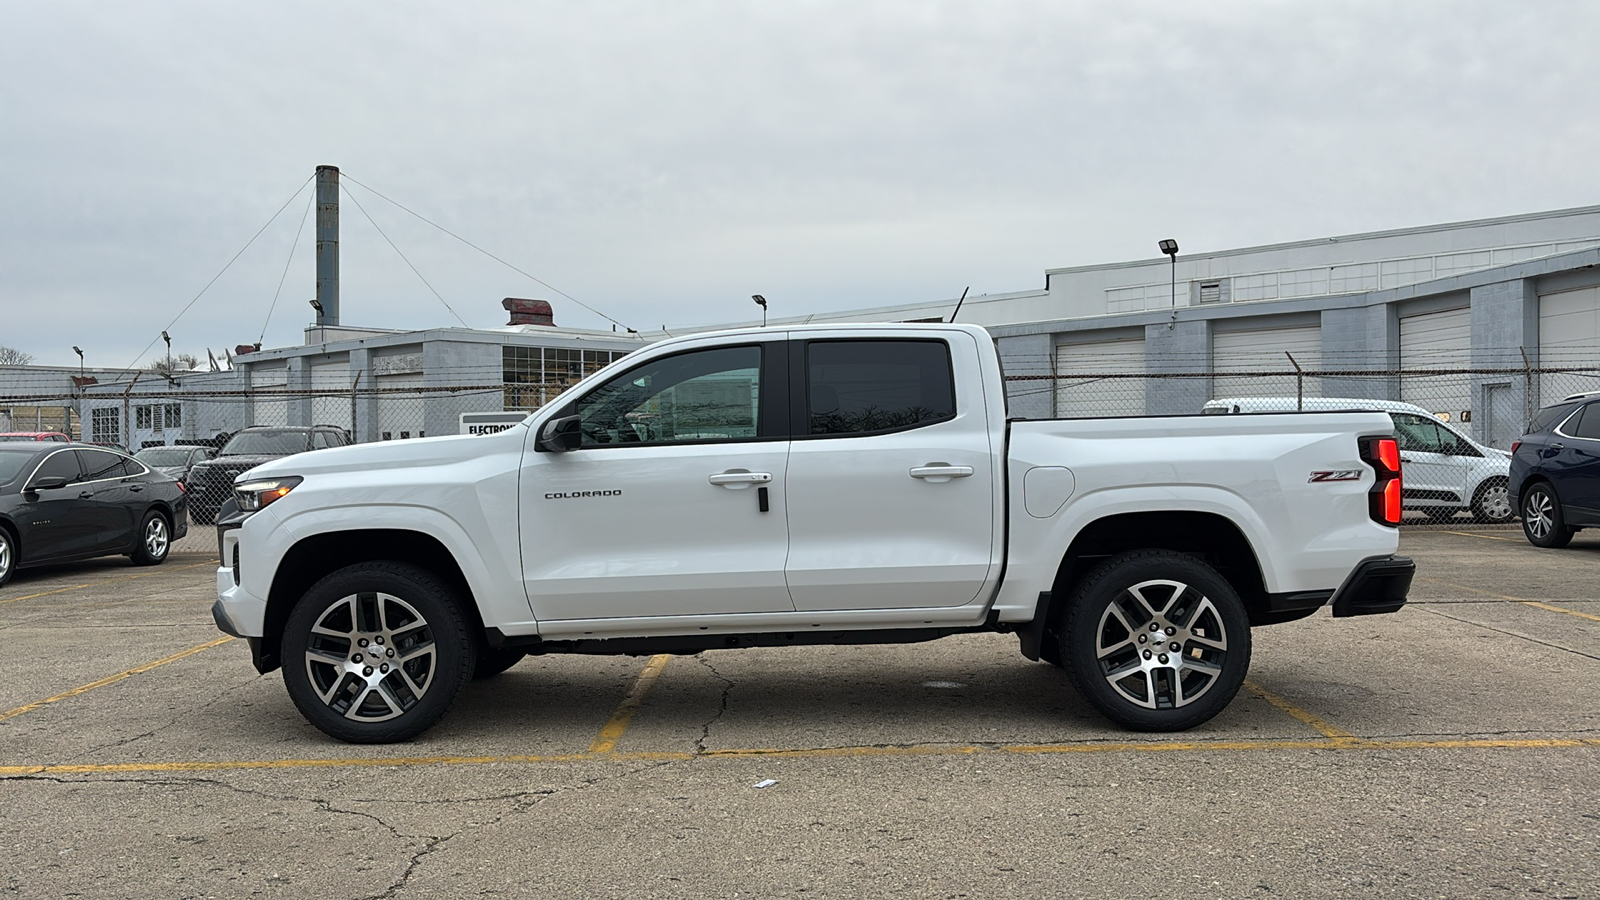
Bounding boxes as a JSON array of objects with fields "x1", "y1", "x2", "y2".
[
  {"x1": 124, "y1": 173, "x2": 316, "y2": 371},
  {"x1": 340, "y1": 172, "x2": 635, "y2": 333},
  {"x1": 340, "y1": 183, "x2": 470, "y2": 328},
  {"x1": 259, "y1": 188, "x2": 317, "y2": 345}
]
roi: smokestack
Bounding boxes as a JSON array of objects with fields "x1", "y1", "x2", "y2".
[
  {"x1": 315, "y1": 165, "x2": 340, "y2": 326},
  {"x1": 503, "y1": 298, "x2": 555, "y2": 327}
]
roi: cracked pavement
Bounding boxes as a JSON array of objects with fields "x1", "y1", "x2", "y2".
[{"x1": 1, "y1": 530, "x2": 1598, "y2": 897}]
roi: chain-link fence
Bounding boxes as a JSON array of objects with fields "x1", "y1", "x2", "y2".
[{"x1": 1005, "y1": 364, "x2": 1600, "y2": 451}]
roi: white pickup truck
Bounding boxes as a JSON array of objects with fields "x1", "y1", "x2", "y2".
[{"x1": 212, "y1": 324, "x2": 1414, "y2": 743}]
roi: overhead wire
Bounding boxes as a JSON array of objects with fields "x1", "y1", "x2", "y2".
[
  {"x1": 339, "y1": 172, "x2": 635, "y2": 333},
  {"x1": 123, "y1": 173, "x2": 315, "y2": 372},
  {"x1": 339, "y1": 183, "x2": 470, "y2": 328},
  {"x1": 259, "y1": 188, "x2": 317, "y2": 346}
]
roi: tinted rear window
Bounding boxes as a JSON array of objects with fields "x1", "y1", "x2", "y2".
[
  {"x1": 806, "y1": 340, "x2": 956, "y2": 436},
  {"x1": 1529, "y1": 402, "x2": 1580, "y2": 435},
  {"x1": 1571, "y1": 403, "x2": 1600, "y2": 440},
  {"x1": 222, "y1": 431, "x2": 311, "y2": 455}
]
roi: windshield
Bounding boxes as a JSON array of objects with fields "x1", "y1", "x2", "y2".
[
  {"x1": 0, "y1": 452, "x2": 34, "y2": 483},
  {"x1": 221, "y1": 431, "x2": 310, "y2": 456},
  {"x1": 135, "y1": 448, "x2": 195, "y2": 466}
]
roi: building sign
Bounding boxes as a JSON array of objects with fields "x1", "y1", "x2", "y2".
[
  {"x1": 373, "y1": 353, "x2": 424, "y2": 376},
  {"x1": 460, "y1": 411, "x2": 529, "y2": 436}
]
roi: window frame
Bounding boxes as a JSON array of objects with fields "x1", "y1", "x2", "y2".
[
  {"x1": 788, "y1": 338, "x2": 958, "y2": 441},
  {"x1": 550, "y1": 341, "x2": 789, "y2": 451}
]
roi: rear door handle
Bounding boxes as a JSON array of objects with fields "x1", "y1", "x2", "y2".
[
  {"x1": 77, "y1": 491, "x2": 94, "y2": 499},
  {"x1": 910, "y1": 465, "x2": 975, "y2": 480},
  {"x1": 708, "y1": 471, "x2": 772, "y2": 486},
  {"x1": 129, "y1": 485, "x2": 143, "y2": 493}
]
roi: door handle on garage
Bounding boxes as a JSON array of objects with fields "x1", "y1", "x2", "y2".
[
  {"x1": 708, "y1": 471, "x2": 772, "y2": 486},
  {"x1": 910, "y1": 465, "x2": 974, "y2": 479}
]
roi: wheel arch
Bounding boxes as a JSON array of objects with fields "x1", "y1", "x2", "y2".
[
  {"x1": 1040, "y1": 511, "x2": 1270, "y2": 645},
  {"x1": 257, "y1": 529, "x2": 486, "y2": 673}
]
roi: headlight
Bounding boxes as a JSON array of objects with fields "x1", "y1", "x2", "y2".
[{"x1": 234, "y1": 476, "x2": 303, "y2": 511}]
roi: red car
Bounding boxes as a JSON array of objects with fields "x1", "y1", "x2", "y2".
[{"x1": 0, "y1": 432, "x2": 71, "y2": 442}]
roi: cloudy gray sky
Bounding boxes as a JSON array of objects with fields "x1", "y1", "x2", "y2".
[{"x1": 4, "y1": 0, "x2": 1599, "y2": 368}]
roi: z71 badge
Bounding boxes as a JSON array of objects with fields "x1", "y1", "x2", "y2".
[{"x1": 1308, "y1": 470, "x2": 1363, "y2": 483}]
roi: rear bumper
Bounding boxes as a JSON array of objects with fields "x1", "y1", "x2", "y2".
[{"x1": 1331, "y1": 555, "x2": 1415, "y2": 617}]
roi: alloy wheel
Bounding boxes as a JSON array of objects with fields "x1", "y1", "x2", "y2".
[
  {"x1": 1094, "y1": 578, "x2": 1229, "y2": 710},
  {"x1": 144, "y1": 516, "x2": 169, "y2": 559},
  {"x1": 303, "y1": 592, "x2": 438, "y2": 723},
  {"x1": 1524, "y1": 491, "x2": 1555, "y2": 540}
]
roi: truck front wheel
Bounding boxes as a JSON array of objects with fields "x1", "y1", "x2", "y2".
[
  {"x1": 1061, "y1": 550, "x2": 1251, "y2": 732},
  {"x1": 281, "y1": 562, "x2": 475, "y2": 743}
]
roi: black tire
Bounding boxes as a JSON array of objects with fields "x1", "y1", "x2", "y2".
[
  {"x1": 130, "y1": 510, "x2": 171, "y2": 566},
  {"x1": 473, "y1": 647, "x2": 527, "y2": 680},
  {"x1": 281, "y1": 562, "x2": 475, "y2": 743},
  {"x1": 0, "y1": 526, "x2": 15, "y2": 588},
  {"x1": 1061, "y1": 550, "x2": 1251, "y2": 732},
  {"x1": 1521, "y1": 483, "x2": 1574, "y2": 549},
  {"x1": 1471, "y1": 477, "x2": 1515, "y2": 525}
]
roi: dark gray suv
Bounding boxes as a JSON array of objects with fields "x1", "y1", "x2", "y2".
[{"x1": 186, "y1": 426, "x2": 349, "y2": 524}]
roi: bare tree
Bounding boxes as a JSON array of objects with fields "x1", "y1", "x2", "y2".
[
  {"x1": 148, "y1": 352, "x2": 201, "y2": 376},
  {"x1": 0, "y1": 345, "x2": 35, "y2": 366}
]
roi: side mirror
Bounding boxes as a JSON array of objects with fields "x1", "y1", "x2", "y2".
[
  {"x1": 537, "y1": 415, "x2": 583, "y2": 453},
  {"x1": 27, "y1": 475, "x2": 70, "y2": 492}
]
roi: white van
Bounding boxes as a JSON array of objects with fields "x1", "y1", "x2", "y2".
[{"x1": 1203, "y1": 397, "x2": 1514, "y2": 523}]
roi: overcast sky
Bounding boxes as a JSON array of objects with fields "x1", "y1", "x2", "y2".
[{"x1": 3, "y1": 0, "x2": 1599, "y2": 368}]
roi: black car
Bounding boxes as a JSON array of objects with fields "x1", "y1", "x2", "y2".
[
  {"x1": 186, "y1": 426, "x2": 350, "y2": 524},
  {"x1": 1509, "y1": 391, "x2": 1600, "y2": 548},
  {"x1": 0, "y1": 443, "x2": 188, "y2": 587},
  {"x1": 134, "y1": 444, "x2": 217, "y2": 484}
]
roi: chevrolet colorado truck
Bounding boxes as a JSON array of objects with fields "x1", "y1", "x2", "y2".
[{"x1": 211, "y1": 324, "x2": 1414, "y2": 743}]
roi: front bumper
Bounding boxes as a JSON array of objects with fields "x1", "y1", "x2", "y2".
[{"x1": 1330, "y1": 555, "x2": 1415, "y2": 617}]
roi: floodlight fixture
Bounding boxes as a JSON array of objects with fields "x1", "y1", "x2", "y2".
[{"x1": 752, "y1": 294, "x2": 767, "y2": 327}]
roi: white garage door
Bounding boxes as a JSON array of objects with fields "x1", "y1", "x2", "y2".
[
  {"x1": 1053, "y1": 337, "x2": 1146, "y2": 418},
  {"x1": 1539, "y1": 286, "x2": 1600, "y2": 403},
  {"x1": 1400, "y1": 307, "x2": 1472, "y2": 427},
  {"x1": 1213, "y1": 325, "x2": 1322, "y2": 401},
  {"x1": 377, "y1": 373, "x2": 426, "y2": 439},
  {"x1": 310, "y1": 361, "x2": 351, "y2": 432},
  {"x1": 250, "y1": 365, "x2": 288, "y2": 427}
]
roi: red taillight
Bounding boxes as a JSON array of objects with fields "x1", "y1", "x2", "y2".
[
  {"x1": 1510, "y1": 440, "x2": 1521, "y2": 454},
  {"x1": 1384, "y1": 478, "x2": 1402, "y2": 524},
  {"x1": 1361, "y1": 436, "x2": 1404, "y2": 526},
  {"x1": 176, "y1": 481, "x2": 187, "y2": 493},
  {"x1": 1376, "y1": 438, "x2": 1399, "y2": 474}
]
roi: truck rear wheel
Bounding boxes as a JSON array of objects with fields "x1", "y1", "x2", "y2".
[
  {"x1": 281, "y1": 562, "x2": 475, "y2": 743},
  {"x1": 1061, "y1": 550, "x2": 1251, "y2": 731}
]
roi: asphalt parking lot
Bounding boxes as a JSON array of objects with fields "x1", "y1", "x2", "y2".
[{"x1": 1, "y1": 527, "x2": 1597, "y2": 899}]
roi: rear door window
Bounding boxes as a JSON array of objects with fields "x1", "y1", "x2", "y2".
[
  {"x1": 30, "y1": 450, "x2": 82, "y2": 486},
  {"x1": 804, "y1": 340, "x2": 955, "y2": 437},
  {"x1": 1570, "y1": 403, "x2": 1600, "y2": 440}
]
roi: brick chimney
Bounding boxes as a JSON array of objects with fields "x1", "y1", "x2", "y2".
[{"x1": 503, "y1": 298, "x2": 555, "y2": 327}]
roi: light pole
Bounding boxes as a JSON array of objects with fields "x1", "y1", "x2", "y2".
[
  {"x1": 1159, "y1": 239, "x2": 1179, "y2": 328},
  {"x1": 73, "y1": 346, "x2": 83, "y2": 378},
  {"x1": 161, "y1": 330, "x2": 172, "y2": 374},
  {"x1": 751, "y1": 294, "x2": 767, "y2": 327}
]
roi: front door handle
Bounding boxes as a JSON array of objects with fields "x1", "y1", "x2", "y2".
[
  {"x1": 910, "y1": 464, "x2": 975, "y2": 481},
  {"x1": 77, "y1": 490, "x2": 94, "y2": 499},
  {"x1": 129, "y1": 485, "x2": 144, "y2": 493},
  {"x1": 708, "y1": 471, "x2": 772, "y2": 487}
]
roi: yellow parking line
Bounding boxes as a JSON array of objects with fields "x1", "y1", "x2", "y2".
[
  {"x1": 1440, "y1": 531, "x2": 1520, "y2": 543},
  {"x1": 5, "y1": 736, "x2": 1598, "y2": 777},
  {"x1": 1415, "y1": 577, "x2": 1600, "y2": 624},
  {"x1": 1244, "y1": 681, "x2": 1359, "y2": 743},
  {"x1": 588, "y1": 654, "x2": 672, "y2": 753},
  {"x1": 0, "y1": 562, "x2": 215, "y2": 606},
  {"x1": 0, "y1": 636, "x2": 235, "y2": 724}
]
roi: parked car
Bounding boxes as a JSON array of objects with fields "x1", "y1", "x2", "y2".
[
  {"x1": 134, "y1": 445, "x2": 217, "y2": 483},
  {"x1": 214, "y1": 324, "x2": 1412, "y2": 743},
  {"x1": 0, "y1": 443, "x2": 188, "y2": 587},
  {"x1": 1509, "y1": 392, "x2": 1600, "y2": 547},
  {"x1": 186, "y1": 426, "x2": 350, "y2": 524},
  {"x1": 0, "y1": 432, "x2": 71, "y2": 442},
  {"x1": 1204, "y1": 397, "x2": 1514, "y2": 523}
]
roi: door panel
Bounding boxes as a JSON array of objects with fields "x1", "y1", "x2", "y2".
[
  {"x1": 17, "y1": 449, "x2": 94, "y2": 562},
  {"x1": 784, "y1": 337, "x2": 997, "y2": 611},
  {"x1": 518, "y1": 342, "x2": 793, "y2": 621}
]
